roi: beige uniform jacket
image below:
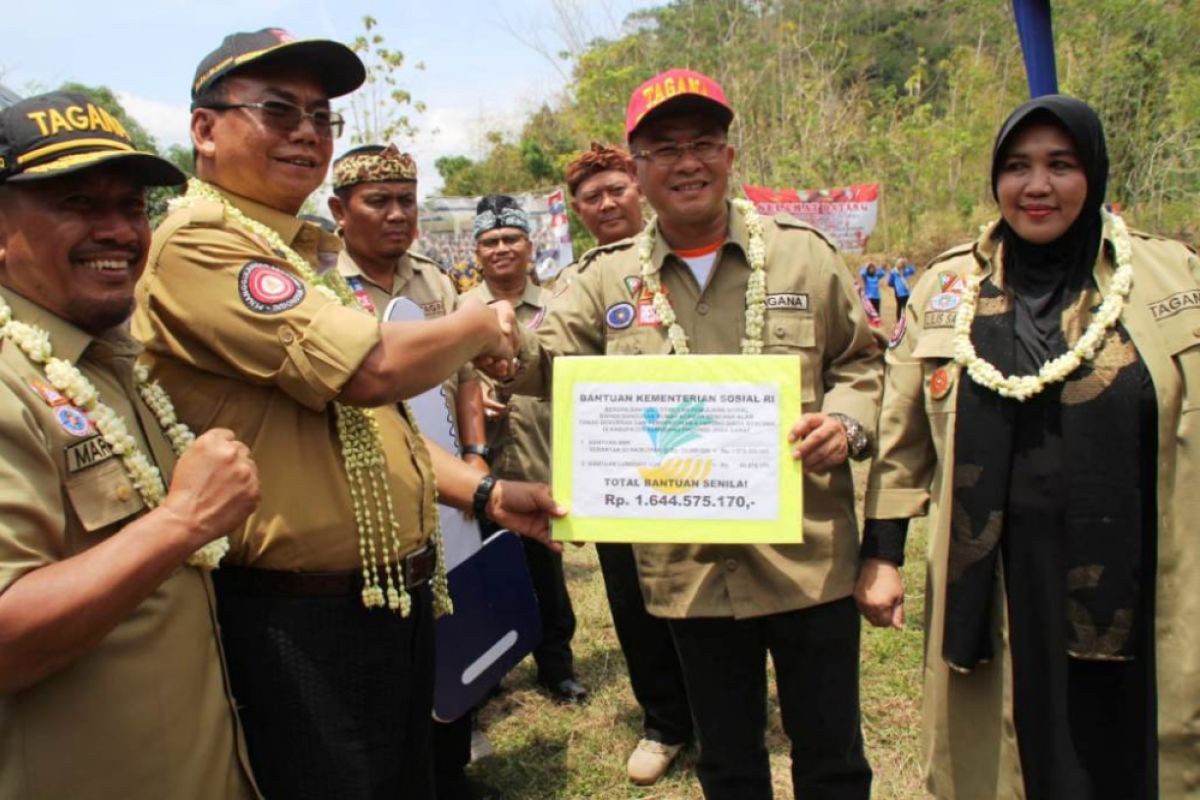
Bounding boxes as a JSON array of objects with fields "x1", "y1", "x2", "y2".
[
  {"x1": 336, "y1": 248, "x2": 476, "y2": 403},
  {"x1": 466, "y1": 280, "x2": 551, "y2": 483},
  {"x1": 865, "y1": 221, "x2": 1200, "y2": 798},
  {"x1": 511, "y1": 208, "x2": 884, "y2": 619},
  {"x1": 0, "y1": 289, "x2": 255, "y2": 800},
  {"x1": 132, "y1": 187, "x2": 436, "y2": 571}
]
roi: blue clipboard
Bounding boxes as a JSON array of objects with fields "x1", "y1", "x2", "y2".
[{"x1": 384, "y1": 297, "x2": 542, "y2": 721}]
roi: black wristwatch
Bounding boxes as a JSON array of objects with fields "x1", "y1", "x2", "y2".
[
  {"x1": 473, "y1": 474, "x2": 498, "y2": 522},
  {"x1": 829, "y1": 413, "x2": 869, "y2": 459},
  {"x1": 461, "y1": 443, "x2": 493, "y2": 464}
]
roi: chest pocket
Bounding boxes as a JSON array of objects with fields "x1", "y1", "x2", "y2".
[
  {"x1": 763, "y1": 314, "x2": 818, "y2": 403},
  {"x1": 912, "y1": 331, "x2": 959, "y2": 413},
  {"x1": 65, "y1": 458, "x2": 146, "y2": 534},
  {"x1": 606, "y1": 328, "x2": 670, "y2": 357}
]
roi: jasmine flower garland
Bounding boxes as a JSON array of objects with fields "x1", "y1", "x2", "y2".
[
  {"x1": 953, "y1": 208, "x2": 1134, "y2": 401},
  {"x1": 173, "y1": 179, "x2": 452, "y2": 617},
  {"x1": 0, "y1": 295, "x2": 227, "y2": 569},
  {"x1": 637, "y1": 198, "x2": 767, "y2": 355}
]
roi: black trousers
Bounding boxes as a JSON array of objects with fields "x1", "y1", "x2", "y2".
[
  {"x1": 214, "y1": 578, "x2": 436, "y2": 800},
  {"x1": 596, "y1": 542, "x2": 693, "y2": 744},
  {"x1": 522, "y1": 536, "x2": 577, "y2": 683},
  {"x1": 668, "y1": 597, "x2": 871, "y2": 800}
]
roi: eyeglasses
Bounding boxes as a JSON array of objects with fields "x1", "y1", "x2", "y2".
[
  {"x1": 201, "y1": 100, "x2": 345, "y2": 140},
  {"x1": 477, "y1": 233, "x2": 528, "y2": 250},
  {"x1": 632, "y1": 139, "x2": 727, "y2": 167}
]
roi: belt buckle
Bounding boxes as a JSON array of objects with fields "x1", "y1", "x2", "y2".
[{"x1": 402, "y1": 546, "x2": 435, "y2": 588}]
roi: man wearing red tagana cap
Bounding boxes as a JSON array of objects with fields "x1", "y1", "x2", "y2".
[{"x1": 499, "y1": 68, "x2": 881, "y2": 799}]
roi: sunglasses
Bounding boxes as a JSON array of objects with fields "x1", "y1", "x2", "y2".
[{"x1": 202, "y1": 100, "x2": 345, "y2": 140}]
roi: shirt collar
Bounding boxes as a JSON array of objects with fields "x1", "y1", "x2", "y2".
[
  {"x1": 647, "y1": 201, "x2": 749, "y2": 271},
  {"x1": 0, "y1": 286, "x2": 138, "y2": 366},
  {"x1": 475, "y1": 278, "x2": 544, "y2": 309}
]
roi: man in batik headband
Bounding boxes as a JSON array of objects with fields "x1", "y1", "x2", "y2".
[
  {"x1": 0, "y1": 90, "x2": 260, "y2": 799},
  {"x1": 329, "y1": 144, "x2": 490, "y2": 473}
]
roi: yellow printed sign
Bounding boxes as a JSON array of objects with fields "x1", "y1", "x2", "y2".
[{"x1": 551, "y1": 354, "x2": 803, "y2": 544}]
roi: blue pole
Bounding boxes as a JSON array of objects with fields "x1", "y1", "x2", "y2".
[{"x1": 1012, "y1": 0, "x2": 1059, "y2": 96}]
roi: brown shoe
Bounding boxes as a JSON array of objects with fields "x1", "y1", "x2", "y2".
[{"x1": 626, "y1": 738, "x2": 684, "y2": 786}]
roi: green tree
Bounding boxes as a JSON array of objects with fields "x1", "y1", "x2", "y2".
[{"x1": 345, "y1": 15, "x2": 425, "y2": 146}]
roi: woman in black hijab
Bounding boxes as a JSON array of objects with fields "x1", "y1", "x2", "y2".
[{"x1": 857, "y1": 95, "x2": 1200, "y2": 798}]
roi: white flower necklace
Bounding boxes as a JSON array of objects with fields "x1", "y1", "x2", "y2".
[
  {"x1": 638, "y1": 198, "x2": 767, "y2": 354},
  {"x1": 173, "y1": 179, "x2": 452, "y2": 617},
  {"x1": 0, "y1": 294, "x2": 227, "y2": 569},
  {"x1": 953, "y1": 207, "x2": 1134, "y2": 401}
]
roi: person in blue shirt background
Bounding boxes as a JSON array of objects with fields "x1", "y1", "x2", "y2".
[
  {"x1": 887, "y1": 257, "x2": 917, "y2": 313},
  {"x1": 858, "y1": 262, "x2": 883, "y2": 314}
]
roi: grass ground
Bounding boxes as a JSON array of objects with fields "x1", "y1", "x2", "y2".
[{"x1": 470, "y1": 523, "x2": 929, "y2": 799}]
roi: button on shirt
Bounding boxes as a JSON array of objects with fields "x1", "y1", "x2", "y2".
[
  {"x1": 133, "y1": 187, "x2": 437, "y2": 571},
  {"x1": 0, "y1": 289, "x2": 256, "y2": 800}
]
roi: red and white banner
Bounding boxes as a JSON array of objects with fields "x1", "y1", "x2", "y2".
[{"x1": 743, "y1": 183, "x2": 880, "y2": 254}]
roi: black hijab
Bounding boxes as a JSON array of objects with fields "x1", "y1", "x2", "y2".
[{"x1": 990, "y1": 95, "x2": 1109, "y2": 373}]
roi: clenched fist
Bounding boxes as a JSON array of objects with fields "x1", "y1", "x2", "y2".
[{"x1": 162, "y1": 428, "x2": 260, "y2": 550}]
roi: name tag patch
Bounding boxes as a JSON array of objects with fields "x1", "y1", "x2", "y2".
[
  {"x1": 65, "y1": 434, "x2": 115, "y2": 473},
  {"x1": 924, "y1": 310, "x2": 957, "y2": 329},
  {"x1": 765, "y1": 293, "x2": 810, "y2": 311},
  {"x1": 420, "y1": 300, "x2": 446, "y2": 318},
  {"x1": 239, "y1": 262, "x2": 306, "y2": 314},
  {"x1": 1149, "y1": 290, "x2": 1200, "y2": 321}
]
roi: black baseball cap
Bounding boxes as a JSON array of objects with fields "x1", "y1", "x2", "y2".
[
  {"x1": 0, "y1": 91, "x2": 184, "y2": 186},
  {"x1": 192, "y1": 27, "x2": 365, "y2": 103}
]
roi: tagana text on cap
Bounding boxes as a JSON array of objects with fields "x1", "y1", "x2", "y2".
[
  {"x1": 192, "y1": 27, "x2": 366, "y2": 103},
  {"x1": 625, "y1": 68, "x2": 734, "y2": 140},
  {"x1": 0, "y1": 91, "x2": 184, "y2": 186}
]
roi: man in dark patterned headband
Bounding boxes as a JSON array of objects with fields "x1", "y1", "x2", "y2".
[{"x1": 469, "y1": 194, "x2": 589, "y2": 706}]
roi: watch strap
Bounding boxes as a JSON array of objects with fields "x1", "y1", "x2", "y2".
[{"x1": 472, "y1": 474, "x2": 497, "y2": 521}]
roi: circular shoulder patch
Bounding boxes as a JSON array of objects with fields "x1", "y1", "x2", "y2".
[
  {"x1": 605, "y1": 302, "x2": 635, "y2": 330},
  {"x1": 238, "y1": 262, "x2": 306, "y2": 314},
  {"x1": 55, "y1": 405, "x2": 93, "y2": 438}
]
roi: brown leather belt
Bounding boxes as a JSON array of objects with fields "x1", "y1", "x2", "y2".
[{"x1": 213, "y1": 546, "x2": 436, "y2": 597}]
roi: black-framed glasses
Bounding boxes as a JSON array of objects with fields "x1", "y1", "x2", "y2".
[
  {"x1": 477, "y1": 233, "x2": 528, "y2": 250},
  {"x1": 201, "y1": 100, "x2": 345, "y2": 139},
  {"x1": 633, "y1": 139, "x2": 727, "y2": 167}
]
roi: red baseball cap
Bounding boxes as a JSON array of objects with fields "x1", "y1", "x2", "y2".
[{"x1": 625, "y1": 69, "x2": 734, "y2": 141}]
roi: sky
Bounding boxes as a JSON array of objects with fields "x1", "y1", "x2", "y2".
[{"x1": 1, "y1": 0, "x2": 652, "y2": 196}]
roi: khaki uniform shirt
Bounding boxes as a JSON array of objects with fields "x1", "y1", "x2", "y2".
[
  {"x1": 865, "y1": 223, "x2": 1200, "y2": 798},
  {"x1": 466, "y1": 280, "x2": 551, "y2": 483},
  {"x1": 0, "y1": 289, "x2": 255, "y2": 800},
  {"x1": 132, "y1": 187, "x2": 436, "y2": 571},
  {"x1": 336, "y1": 248, "x2": 476, "y2": 404},
  {"x1": 511, "y1": 208, "x2": 884, "y2": 619}
]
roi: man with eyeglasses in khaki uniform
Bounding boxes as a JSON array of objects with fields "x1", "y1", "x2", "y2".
[
  {"x1": 133, "y1": 29, "x2": 564, "y2": 800},
  {"x1": 500, "y1": 69, "x2": 881, "y2": 799}
]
